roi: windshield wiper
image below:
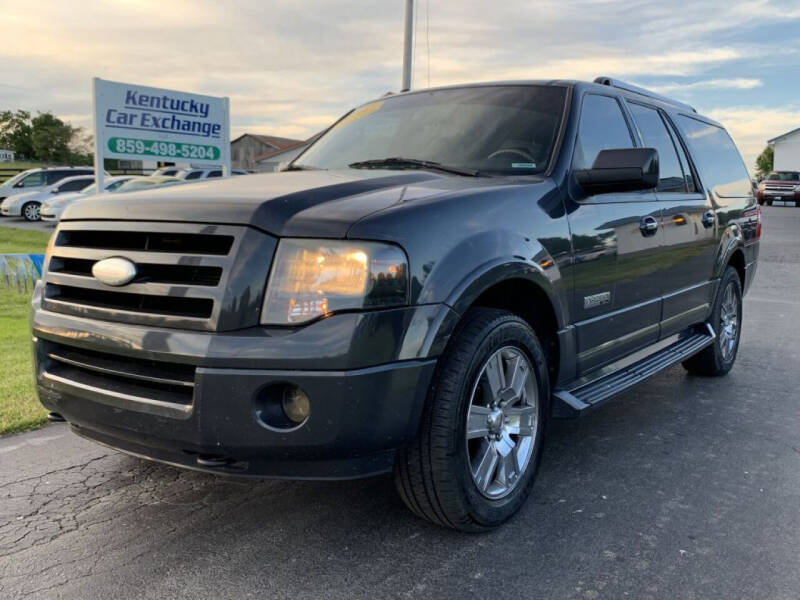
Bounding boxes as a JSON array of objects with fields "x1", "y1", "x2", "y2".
[{"x1": 348, "y1": 157, "x2": 479, "y2": 177}]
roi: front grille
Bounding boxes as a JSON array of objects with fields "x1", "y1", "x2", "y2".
[
  {"x1": 43, "y1": 341, "x2": 195, "y2": 406},
  {"x1": 49, "y1": 257, "x2": 223, "y2": 286},
  {"x1": 45, "y1": 284, "x2": 214, "y2": 318},
  {"x1": 56, "y1": 230, "x2": 234, "y2": 255},
  {"x1": 764, "y1": 184, "x2": 797, "y2": 194},
  {"x1": 42, "y1": 221, "x2": 252, "y2": 331}
]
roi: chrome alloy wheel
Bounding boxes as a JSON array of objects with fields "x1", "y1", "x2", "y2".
[
  {"x1": 719, "y1": 281, "x2": 739, "y2": 362},
  {"x1": 465, "y1": 346, "x2": 538, "y2": 499},
  {"x1": 23, "y1": 202, "x2": 40, "y2": 221}
]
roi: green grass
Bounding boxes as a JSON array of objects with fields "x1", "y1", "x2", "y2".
[
  {"x1": 0, "y1": 288, "x2": 47, "y2": 434},
  {"x1": 0, "y1": 225, "x2": 51, "y2": 434},
  {"x1": 0, "y1": 225, "x2": 51, "y2": 254}
]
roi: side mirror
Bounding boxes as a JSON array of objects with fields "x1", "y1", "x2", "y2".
[
  {"x1": 14, "y1": 181, "x2": 24, "y2": 188},
  {"x1": 51, "y1": 189, "x2": 58, "y2": 194},
  {"x1": 575, "y1": 148, "x2": 659, "y2": 195}
]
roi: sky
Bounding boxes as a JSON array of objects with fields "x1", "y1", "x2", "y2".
[{"x1": 1, "y1": 0, "x2": 799, "y2": 170}]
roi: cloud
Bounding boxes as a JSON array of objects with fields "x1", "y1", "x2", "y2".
[
  {"x1": 650, "y1": 78, "x2": 763, "y2": 94},
  {"x1": 0, "y1": 0, "x2": 797, "y2": 150},
  {"x1": 705, "y1": 106, "x2": 800, "y2": 170}
]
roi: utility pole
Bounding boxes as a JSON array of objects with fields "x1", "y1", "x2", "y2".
[{"x1": 401, "y1": 0, "x2": 414, "y2": 91}]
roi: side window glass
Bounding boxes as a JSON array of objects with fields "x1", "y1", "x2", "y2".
[
  {"x1": 59, "y1": 179, "x2": 90, "y2": 192},
  {"x1": 207, "y1": 170, "x2": 222, "y2": 178},
  {"x1": 663, "y1": 117, "x2": 696, "y2": 193},
  {"x1": 46, "y1": 171, "x2": 68, "y2": 185},
  {"x1": 573, "y1": 95, "x2": 634, "y2": 170},
  {"x1": 677, "y1": 116, "x2": 751, "y2": 200},
  {"x1": 185, "y1": 171, "x2": 203, "y2": 180},
  {"x1": 628, "y1": 103, "x2": 686, "y2": 193},
  {"x1": 20, "y1": 172, "x2": 46, "y2": 187}
]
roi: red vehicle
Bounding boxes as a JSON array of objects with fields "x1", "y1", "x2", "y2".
[{"x1": 757, "y1": 171, "x2": 800, "y2": 206}]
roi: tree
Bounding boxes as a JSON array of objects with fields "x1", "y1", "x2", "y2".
[
  {"x1": 755, "y1": 146, "x2": 774, "y2": 179},
  {"x1": 31, "y1": 112, "x2": 77, "y2": 163},
  {"x1": 0, "y1": 110, "x2": 33, "y2": 158}
]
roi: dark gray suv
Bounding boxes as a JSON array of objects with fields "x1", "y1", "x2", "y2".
[{"x1": 32, "y1": 77, "x2": 760, "y2": 530}]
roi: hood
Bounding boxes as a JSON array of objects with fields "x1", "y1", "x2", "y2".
[
  {"x1": 61, "y1": 169, "x2": 513, "y2": 238},
  {"x1": 45, "y1": 191, "x2": 86, "y2": 207}
]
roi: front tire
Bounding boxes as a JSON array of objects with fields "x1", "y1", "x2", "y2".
[
  {"x1": 682, "y1": 266, "x2": 743, "y2": 376},
  {"x1": 394, "y1": 308, "x2": 549, "y2": 531},
  {"x1": 22, "y1": 201, "x2": 41, "y2": 222}
]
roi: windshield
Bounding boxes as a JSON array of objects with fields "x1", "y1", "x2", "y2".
[
  {"x1": 767, "y1": 171, "x2": 800, "y2": 181},
  {"x1": 0, "y1": 171, "x2": 33, "y2": 188},
  {"x1": 296, "y1": 85, "x2": 567, "y2": 176}
]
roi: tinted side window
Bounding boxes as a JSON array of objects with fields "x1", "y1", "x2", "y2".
[
  {"x1": 628, "y1": 103, "x2": 686, "y2": 193},
  {"x1": 663, "y1": 117, "x2": 696, "y2": 193},
  {"x1": 676, "y1": 116, "x2": 751, "y2": 198},
  {"x1": 58, "y1": 179, "x2": 91, "y2": 192},
  {"x1": 207, "y1": 170, "x2": 222, "y2": 178},
  {"x1": 46, "y1": 171, "x2": 71, "y2": 185},
  {"x1": 573, "y1": 94, "x2": 634, "y2": 170},
  {"x1": 184, "y1": 171, "x2": 203, "y2": 180}
]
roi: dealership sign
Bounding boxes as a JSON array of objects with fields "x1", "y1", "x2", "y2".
[{"x1": 92, "y1": 78, "x2": 230, "y2": 189}]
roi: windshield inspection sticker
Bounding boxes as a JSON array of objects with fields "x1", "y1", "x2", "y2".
[{"x1": 511, "y1": 162, "x2": 536, "y2": 168}]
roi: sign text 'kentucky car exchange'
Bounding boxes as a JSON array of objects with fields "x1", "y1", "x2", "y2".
[{"x1": 92, "y1": 78, "x2": 230, "y2": 164}]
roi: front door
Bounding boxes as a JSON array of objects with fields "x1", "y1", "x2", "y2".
[{"x1": 567, "y1": 93, "x2": 667, "y2": 375}]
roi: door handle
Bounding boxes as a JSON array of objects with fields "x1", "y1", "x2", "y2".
[
  {"x1": 701, "y1": 211, "x2": 716, "y2": 228},
  {"x1": 639, "y1": 215, "x2": 659, "y2": 236}
]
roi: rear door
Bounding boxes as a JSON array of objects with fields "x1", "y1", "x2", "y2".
[
  {"x1": 627, "y1": 102, "x2": 717, "y2": 337},
  {"x1": 568, "y1": 93, "x2": 667, "y2": 375}
]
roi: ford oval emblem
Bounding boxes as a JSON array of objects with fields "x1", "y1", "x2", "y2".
[{"x1": 92, "y1": 257, "x2": 137, "y2": 286}]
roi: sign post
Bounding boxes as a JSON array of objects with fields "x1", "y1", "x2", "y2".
[{"x1": 92, "y1": 78, "x2": 231, "y2": 193}]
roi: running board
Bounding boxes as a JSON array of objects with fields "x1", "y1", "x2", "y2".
[{"x1": 552, "y1": 324, "x2": 716, "y2": 418}]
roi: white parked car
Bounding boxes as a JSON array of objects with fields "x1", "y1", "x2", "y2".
[
  {"x1": 150, "y1": 167, "x2": 184, "y2": 177},
  {"x1": 1, "y1": 175, "x2": 96, "y2": 221},
  {"x1": 114, "y1": 175, "x2": 184, "y2": 193},
  {"x1": 176, "y1": 167, "x2": 250, "y2": 181},
  {"x1": 41, "y1": 176, "x2": 135, "y2": 222},
  {"x1": 0, "y1": 167, "x2": 95, "y2": 205}
]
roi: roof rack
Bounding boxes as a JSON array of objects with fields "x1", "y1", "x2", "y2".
[{"x1": 594, "y1": 76, "x2": 697, "y2": 113}]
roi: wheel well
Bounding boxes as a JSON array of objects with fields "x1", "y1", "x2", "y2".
[
  {"x1": 728, "y1": 249, "x2": 746, "y2": 287},
  {"x1": 471, "y1": 278, "x2": 560, "y2": 381}
]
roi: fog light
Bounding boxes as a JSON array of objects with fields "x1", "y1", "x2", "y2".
[
  {"x1": 255, "y1": 383, "x2": 311, "y2": 430},
  {"x1": 282, "y1": 386, "x2": 310, "y2": 424}
]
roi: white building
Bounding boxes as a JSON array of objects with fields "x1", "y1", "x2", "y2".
[
  {"x1": 0, "y1": 149, "x2": 15, "y2": 162},
  {"x1": 768, "y1": 127, "x2": 800, "y2": 171}
]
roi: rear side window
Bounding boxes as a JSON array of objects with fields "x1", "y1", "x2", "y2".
[
  {"x1": 184, "y1": 171, "x2": 203, "y2": 180},
  {"x1": 676, "y1": 116, "x2": 751, "y2": 198},
  {"x1": 663, "y1": 117, "x2": 696, "y2": 193},
  {"x1": 628, "y1": 103, "x2": 686, "y2": 193},
  {"x1": 207, "y1": 170, "x2": 222, "y2": 178},
  {"x1": 573, "y1": 95, "x2": 634, "y2": 169},
  {"x1": 46, "y1": 171, "x2": 72, "y2": 185},
  {"x1": 57, "y1": 179, "x2": 91, "y2": 192}
]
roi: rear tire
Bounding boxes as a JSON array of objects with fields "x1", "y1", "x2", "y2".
[
  {"x1": 22, "y1": 201, "x2": 41, "y2": 222},
  {"x1": 394, "y1": 308, "x2": 549, "y2": 531},
  {"x1": 682, "y1": 266, "x2": 742, "y2": 376}
]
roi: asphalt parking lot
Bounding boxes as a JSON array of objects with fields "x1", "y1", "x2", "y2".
[
  {"x1": 1, "y1": 206, "x2": 799, "y2": 600},
  {"x1": 0, "y1": 216, "x2": 56, "y2": 232}
]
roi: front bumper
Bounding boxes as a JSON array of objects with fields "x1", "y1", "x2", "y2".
[
  {"x1": 0, "y1": 202, "x2": 20, "y2": 216},
  {"x1": 40, "y1": 206, "x2": 63, "y2": 221},
  {"x1": 32, "y1": 289, "x2": 457, "y2": 479}
]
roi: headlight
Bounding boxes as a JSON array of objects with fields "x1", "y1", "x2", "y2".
[{"x1": 261, "y1": 239, "x2": 408, "y2": 325}]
